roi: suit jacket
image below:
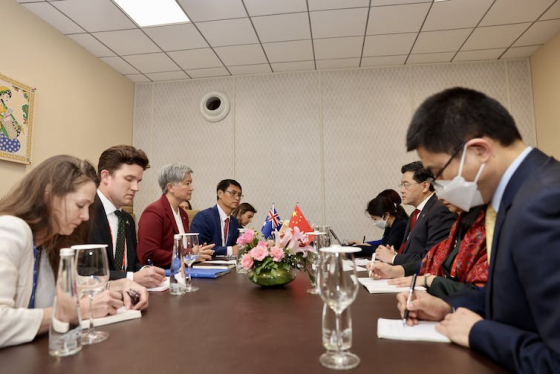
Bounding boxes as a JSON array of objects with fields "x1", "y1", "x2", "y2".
[
  {"x1": 393, "y1": 194, "x2": 456, "y2": 265},
  {"x1": 189, "y1": 205, "x2": 239, "y2": 256},
  {"x1": 89, "y1": 195, "x2": 141, "y2": 280},
  {"x1": 136, "y1": 194, "x2": 190, "y2": 268},
  {"x1": 447, "y1": 148, "x2": 560, "y2": 373}
]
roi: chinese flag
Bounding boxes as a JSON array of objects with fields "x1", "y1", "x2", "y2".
[{"x1": 288, "y1": 204, "x2": 313, "y2": 235}]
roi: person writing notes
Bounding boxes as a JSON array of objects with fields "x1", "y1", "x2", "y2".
[{"x1": 0, "y1": 155, "x2": 148, "y2": 348}]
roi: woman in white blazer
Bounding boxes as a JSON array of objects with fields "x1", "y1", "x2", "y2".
[{"x1": 0, "y1": 155, "x2": 148, "y2": 348}]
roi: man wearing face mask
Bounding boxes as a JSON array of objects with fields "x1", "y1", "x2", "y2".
[{"x1": 397, "y1": 87, "x2": 560, "y2": 373}]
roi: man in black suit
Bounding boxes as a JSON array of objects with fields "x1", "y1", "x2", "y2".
[
  {"x1": 376, "y1": 161, "x2": 455, "y2": 265},
  {"x1": 397, "y1": 87, "x2": 560, "y2": 373},
  {"x1": 89, "y1": 145, "x2": 165, "y2": 288}
]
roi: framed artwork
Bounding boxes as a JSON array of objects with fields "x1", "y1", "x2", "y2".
[{"x1": 0, "y1": 73, "x2": 36, "y2": 164}]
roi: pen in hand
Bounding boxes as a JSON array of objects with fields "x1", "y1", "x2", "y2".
[
  {"x1": 146, "y1": 259, "x2": 154, "y2": 266},
  {"x1": 403, "y1": 273, "x2": 418, "y2": 326},
  {"x1": 362, "y1": 235, "x2": 366, "y2": 244},
  {"x1": 368, "y1": 253, "x2": 376, "y2": 278}
]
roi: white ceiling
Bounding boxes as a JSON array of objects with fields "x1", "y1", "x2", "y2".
[{"x1": 17, "y1": 0, "x2": 560, "y2": 83}]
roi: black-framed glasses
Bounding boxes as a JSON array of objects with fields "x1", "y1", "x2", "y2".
[
  {"x1": 426, "y1": 135, "x2": 482, "y2": 184},
  {"x1": 225, "y1": 190, "x2": 243, "y2": 199},
  {"x1": 397, "y1": 182, "x2": 419, "y2": 189}
]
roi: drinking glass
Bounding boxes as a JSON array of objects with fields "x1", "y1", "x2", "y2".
[
  {"x1": 183, "y1": 233, "x2": 200, "y2": 292},
  {"x1": 306, "y1": 230, "x2": 328, "y2": 294},
  {"x1": 318, "y1": 245, "x2": 360, "y2": 370},
  {"x1": 73, "y1": 244, "x2": 110, "y2": 345}
]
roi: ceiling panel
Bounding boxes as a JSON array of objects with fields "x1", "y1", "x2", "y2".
[
  {"x1": 197, "y1": 18, "x2": 259, "y2": 47},
  {"x1": 363, "y1": 33, "x2": 416, "y2": 56},
  {"x1": 454, "y1": 49, "x2": 506, "y2": 62},
  {"x1": 480, "y1": 0, "x2": 555, "y2": 26},
  {"x1": 143, "y1": 23, "x2": 208, "y2": 51},
  {"x1": 308, "y1": 0, "x2": 369, "y2": 11},
  {"x1": 122, "y1": 53, "x2": 180, "y2": 74},
  {"x1": 513, "y1": 19, "x2": 560, "y2": 47},
  {"x1": 93, "y1": 29, "x2": 161, "y2": 55},
  {"x1": 310, "y1": 8, "x2": 368, "y2": 39},
  {"x1": 187, "y1": 67, "x2": 231, "y2": 78},
  {"x1": 423, "y1": 0, "x2": 493, "y2": 31},
  {"x1": 541, "y1": 1, "x2": 560, "y2": 20},
  {"x1": 146, "y1": 71, "x2": 189, "y2": 82},
  {"x1": 52, "y1": 0, "x2": 135, "y2": 33},
  {"x1": 407, "y1": 52, "x2": 455, "y2": 65},
  {"x1": 462, "y1": 24, "x2": 531, "y2": 50},
  {"x1": 229, "y1": 64, "x2": 273, "y2": 75},
  {"x1": 271, "y1": 61, "x2": 315, "y2": 72},
  {"x1": 367, "y1": 3, "x2": 430, "y2": 35},
  {"x1": 252, "y1": 13, "x2": 311, "y2": 43},
  {"x1": 361, "y1": 55, "x2": 407, "y2": 66},
  {"x1": 263, "y1": 40, "x2": 314, "y2": 63},
  {"x1": 168, "y1": 49, "x2": 224, "y2": 70},
  {"x1": 244, "y1": 0, "x2": 307, "y2": 16},
  {"x1": 316, "y1": 58, "x2": 360, "y2": 69},
  {"x1": 313, "y1": 37, "x2": 364, "y2": 60},
  {"x1": 125, "y1": 74, "x2": 151, "y2": 83},
  {"x1": 502, "y1": 45, "x2": 542, "y2": 59},
  {"x1": 177, "y1": 0, "x2": 247, "y2": 22},
  {"x1": 412, "y1": 29, "x2": 473, "y2": 54},
  {"x1": 214, "y1": 44, "x2": 268, "y2": 66},
  {"x1": 100, "y1": 56, "x2": 139, "y2": 74},
  {"x1": 371, "y1": 0, "x2": 431, "y2": 5},
  {"x1": 23, "y1": 3, "x2": 84, "y2": 34},
  {"x1": 67, "y1": 34, "x2": 115, "y2": 57}
]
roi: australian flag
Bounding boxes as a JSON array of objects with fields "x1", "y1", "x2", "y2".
[{"x1": 261, "y1": 204, "x2": 282, "y2": 239}]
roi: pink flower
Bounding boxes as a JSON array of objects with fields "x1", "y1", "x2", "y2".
[
  {"x1": 241, "y1": 253, "x2": 254, "y2": 270},
  {"x1": 236, "y1": 230, "x2": 255, "y2": 245},
  {"x1": 249, "y1": 244, "x2": 268, "y2": 261},
  {"x1": 270, "y1": 246, "x2": 285, "y2": 262}
]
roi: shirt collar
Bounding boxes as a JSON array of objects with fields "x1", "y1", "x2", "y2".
[
  {"x1": 416, "y1": 192, "x2": 434, "y2": 212},
  {"x1": 97, "y1": 189, "x2": 118, "y2": 215},
  {"x1": 216, "y1": 204, "x2": 229, "y2": 222},
  {"x1": 491, "y1": 146, "x2": 532, "y2": 212}
]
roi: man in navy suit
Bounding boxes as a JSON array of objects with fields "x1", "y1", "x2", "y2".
[
  {"x1": 397, "y1": 87, "x2": 560, "y2": 373},
  {"x1": 190, "y1": 179, "x2": 242, "y2": 257},
  {"x1": 89, "y1": 145, "x2": 165, "y2": 288},
  {"x1": 376, "y1": 161, "x2": 455, "y2": 265}
]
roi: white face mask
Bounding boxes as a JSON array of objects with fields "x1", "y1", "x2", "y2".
[
  {"x1": 434, "y1": 144, "x2": 486, "y2": 212},
  {"x1": 373, "y1": 216, "x2": 388, "y2": 229}
]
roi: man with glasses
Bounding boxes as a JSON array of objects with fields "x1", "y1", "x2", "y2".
[
  {"x1": 398, "y1": 87, "x2": 560, "y2": 373},
  {"x1": 190, "y1": 179, "x2": 243, "y2": 257},
  {"x1": 376, "y1": 161, "x2": 455, "y2": 265}
]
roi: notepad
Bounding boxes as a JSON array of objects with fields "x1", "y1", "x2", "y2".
[
  {"x1": 80, "y1": 307, "x2": 141, "y2": 328},
  {"x1": 148, "y1": 278, "x2": 170, "y2": 292},
  {"x1": 193, "y1": 262, "x2": 234, "y2": 270},
  {"x1": 358, "y1": 277, "x2": 426, "y2": 294},
  {"x1": 377, "y1": 318, "x2": 450, "y2": 343},
  {"x1": 165, "y1": 268, "x2": 231, "y2": 278}
]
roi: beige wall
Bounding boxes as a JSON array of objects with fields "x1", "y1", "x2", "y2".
[
  {"x1": 0, "y1": 0, "x2": 134, "y2": 197},
  {"x1": 531, "y1": 31, "x2": 560, "y2": 160}
]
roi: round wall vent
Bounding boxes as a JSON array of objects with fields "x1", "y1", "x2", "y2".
[{"x1": 200, "y1": 92, "x2": 230, "y2": 122}]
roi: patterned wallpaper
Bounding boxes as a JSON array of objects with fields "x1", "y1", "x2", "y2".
[{"x1": 133, "y1": 59, "x2": 536, "y2": 243}]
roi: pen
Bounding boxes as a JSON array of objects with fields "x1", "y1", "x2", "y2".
[
  {"x1": 403, "y1": 273, "x2": 418, "y2": 326},
  {"x1": 147, "y1": 259, "x2": 153, "y2": 266},
  {"x1": 362, "y1": 235, "x2": 366, "y2": 244},
  {"x1": 368, "y1": 253, "x2": 376, "y2": 278}
]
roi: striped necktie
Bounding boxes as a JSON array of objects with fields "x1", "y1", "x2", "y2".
[{"x1": 114, "y1": 210, "x2": 126, "y2": 271}]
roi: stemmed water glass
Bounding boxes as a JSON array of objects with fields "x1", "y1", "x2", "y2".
[
  {"x1": 182, "y1": 233, "x2": 200, "y2": 292},
  {"x1": 73, "y1": 244, "x2": 110, "y2": 345},
  {"x1": 306, "y1": 230, "x2": 328, "y2": 294},
  {"x1": 318, "y1": 245, "x2": 361, "y2": 370}
]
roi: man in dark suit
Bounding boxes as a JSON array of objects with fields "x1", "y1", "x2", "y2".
[
  {"x1": 376, "y1": 161, "x2": 456, "y2": 265},
  {"x1": 190, "y1": 179, "x2": 242, "y2": 257},
  {"x1": 398, "y1": 87, "x2": 560, "y2": 373},
  {"x1": 89, "y1": 145, "x2": 165, "y2": 288}
]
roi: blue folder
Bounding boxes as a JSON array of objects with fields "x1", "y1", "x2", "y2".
[{"x1": 164, "y1": 268, "x2": 231, "y2": 279}]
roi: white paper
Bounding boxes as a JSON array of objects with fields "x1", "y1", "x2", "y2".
[
  {"x1": 354, "y1": 258, "x2": 372, "y2": 267},
  {"x1": 358, "y1": 277, "x2": 426, "y2": 294},
  {"x1": 205, "y1": 259, "x2": 236, "y2": 265},
  {"x1": 342, "y1": 260, "x2": 368, "y2": 272},
  {"x1": 377, "y1": 318, "x2": 450, "y2": 343},
  {"x1": 148, "y1": 277, "x2": 169, "y2": 292},
  {"x1": 80, "y1": 307, "x2": 141, "y2": 328}
]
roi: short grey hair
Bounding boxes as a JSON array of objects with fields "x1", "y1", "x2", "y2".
[{"x1": 158, "y1": 163, "x2": 193, "y2": 194}]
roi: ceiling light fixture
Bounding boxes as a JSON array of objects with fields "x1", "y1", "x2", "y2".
[{"x1": 113, "y1": 0, "x2": 189, "y2": 28}]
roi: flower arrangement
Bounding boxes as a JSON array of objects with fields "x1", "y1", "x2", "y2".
[{"x1": 237, "y1": 226, "x2": 316, "y2": 285}]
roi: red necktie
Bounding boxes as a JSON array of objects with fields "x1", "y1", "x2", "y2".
[
  {"x1": 398, "y1": 209, "x2": 420, "y2": 254},
  {"x1": 223, "y1": 217, "x2": 229, "y2": 246}
]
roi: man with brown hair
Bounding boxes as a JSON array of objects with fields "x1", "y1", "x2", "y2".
[{"x1": 89, "y1": 145, "x2": 165, "y2": 288}]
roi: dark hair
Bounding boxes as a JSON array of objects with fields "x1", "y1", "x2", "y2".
[
  {"x1": 401, "y1": 161, "x2": 435, "y2": 192},
  {"x1": 376, "y1": 189, "x2": 409, "y2": 220},
  {"x1": 366, "y1": 196, "x2": 395, "y2": 218},
  {"x1": 457, "y1": 205, "x2": 486, "y2": 240},
  {"x1": 0, "y1": 155, "x2": 99, "y2": 272},
  {"x1": 232, "y1": 203, "x2": 257, "y2": 220},
  {"x1": 216, "y1": 179, "x2": 242, "y2": 200},
  {"x1": 406, "y1": 87, "x2": 521, "y2": 155},
  {"x1": 97, "y1": 145, "x2": 150, "y2": 177}
]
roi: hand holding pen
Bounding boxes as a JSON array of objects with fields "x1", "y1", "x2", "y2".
[
  {"x1": 403, "y1": 273, "x2": 418, "y2": 326},
  {"x1": 368, "y1": 253, "x2": 376, "y2": 278}
]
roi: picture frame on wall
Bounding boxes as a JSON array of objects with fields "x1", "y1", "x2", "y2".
[{"x1": 0, "y1": 72, "x2": 35, "y2": 165}]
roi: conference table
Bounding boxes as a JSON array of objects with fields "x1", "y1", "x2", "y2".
[{"x1": 0, "y1": 271, "x2": 507, "y2": 374}]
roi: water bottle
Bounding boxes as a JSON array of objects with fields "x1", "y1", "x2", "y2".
[
  {"x1": 49, "y1": 248, "x2": 82, "y2": 357},
  {"x1": 169, "y1": 234, "x2": 186, "y2": 295},
  {"x1": 322, "y1": 303, "x2": 352, "y2": 351}
]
